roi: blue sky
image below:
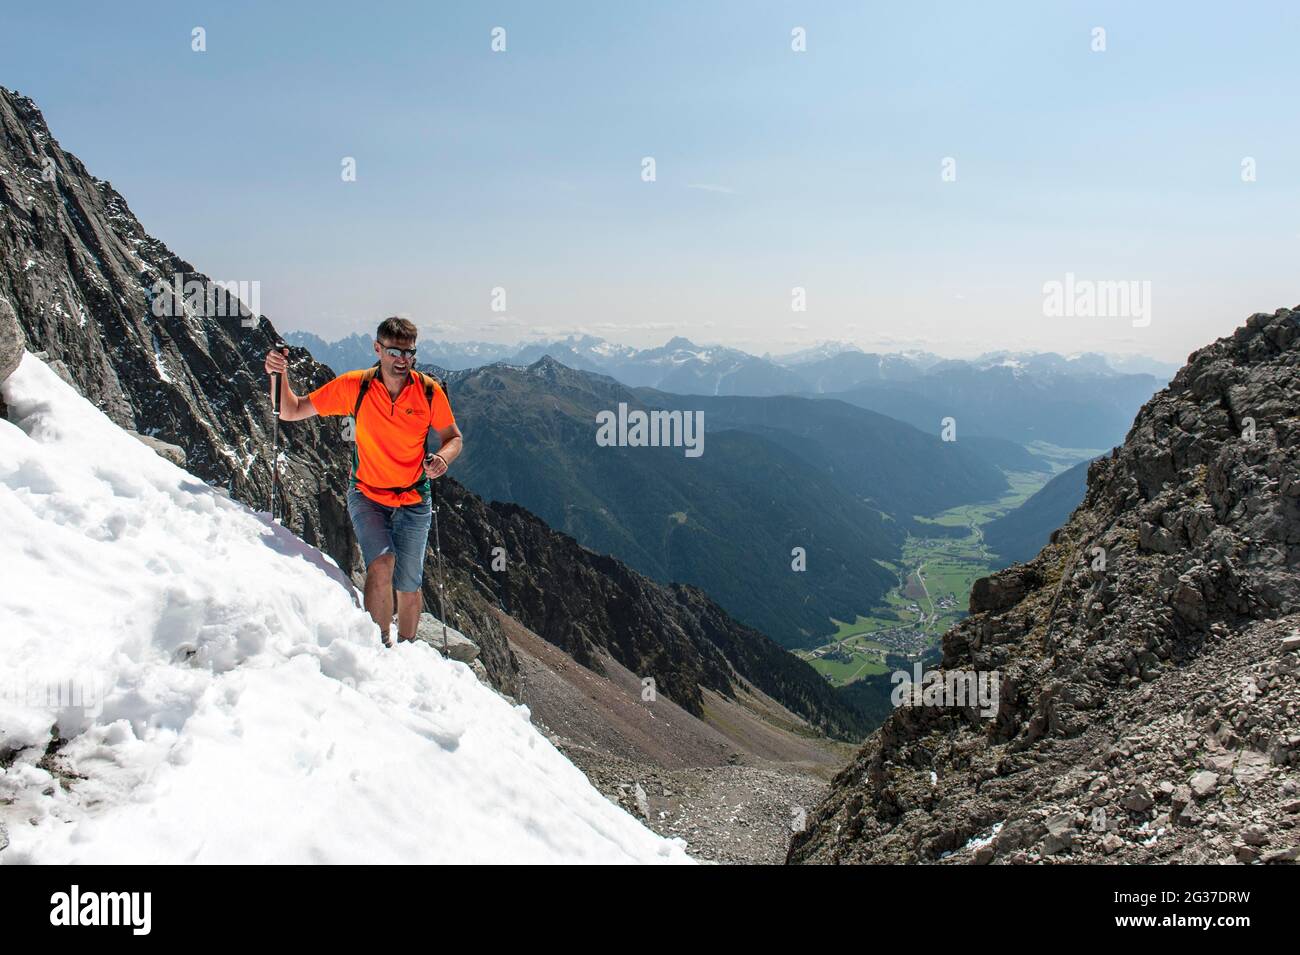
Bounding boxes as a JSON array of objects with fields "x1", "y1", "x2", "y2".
[{"x1": 3, "y1": 0, "x2": 1298, "y2": 360}]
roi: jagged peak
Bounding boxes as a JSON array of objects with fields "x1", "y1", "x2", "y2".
[
  {"x1": 528, "y1": 353, "x2": 569, "y2": 371},
  {"x1": 0, "y1": 86, "x2": 53, "y2": 139}
]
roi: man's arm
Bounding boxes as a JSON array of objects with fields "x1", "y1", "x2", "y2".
[
  {"x1": 424, "y1": 424, "x2": 462, "y2": 478},
  {"x1": 264, "y1": 347, "x2": 319, "y2": 421}
]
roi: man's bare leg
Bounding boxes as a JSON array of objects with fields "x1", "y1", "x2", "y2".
[
  {"x1": 395, "y1": 589, "x2": 422, "y2": 641},
  {"x1": 364, "y1": 554, "x2": 396, "y2": 646}
]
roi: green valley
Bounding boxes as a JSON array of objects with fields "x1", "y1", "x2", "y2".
[{"x1": 798, "y1": 465, "x2": 1079, "y2": 686}]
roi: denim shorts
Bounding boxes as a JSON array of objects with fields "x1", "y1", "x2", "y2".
[{"x1": 346, "y1": 487, "x2": 432, "y2": 593}]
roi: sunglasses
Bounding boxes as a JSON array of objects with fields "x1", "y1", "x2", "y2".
[{"x1": 380, "y1": 345, "x2": 417, "y2": 359}]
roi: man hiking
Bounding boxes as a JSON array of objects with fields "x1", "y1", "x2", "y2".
[{"x1": 264, "y1": 317, "x2": 462, "y2": 647}]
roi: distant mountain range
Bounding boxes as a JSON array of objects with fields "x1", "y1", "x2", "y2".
[
  {"x1": 289, "y1": 330, "x2": 1179, "y2": 384},
  {"x1": 287, "y1": 331, "x2": 1167, "y2": 452}
]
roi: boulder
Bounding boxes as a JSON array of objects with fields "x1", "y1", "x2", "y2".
[
  {"x1": 1041, "y1": 813, "x2": 1076, "y2": 854},
  {"x1": 414, "y1": 612, "x2": 480, "y2": 662},
  {"x1": 1240, "y1": 824, "x2": 1268, "y2": 847},
  {"x1": 1234, "y1": 750, "x2": 1271, "y2": 784},
  {"x1": 1261, "y1": 846, "x2": 1300, "y2": 863},
  {"x1": 125, "y1": 430, "x2": 188, "y2": 468},
  {"x1": 1189, "y1": 770, "x2": 1218, "y2": 799},
  {"x1": 993, "y1": 815, "x2": 1046, "y2": 855},
  {"x1": 969, "y1": 565, "x2": 1040, "y2": 615},
  {"x1": 1121, "y1": 784, "x2": 1155, "y2": 812}
]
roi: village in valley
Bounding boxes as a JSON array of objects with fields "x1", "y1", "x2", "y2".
[{"x1": 796, "y1": 467, "x2": 1056, "y2": 686}]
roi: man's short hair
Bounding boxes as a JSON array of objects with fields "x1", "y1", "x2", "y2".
[{"x1": 376, "y1": 316, "x2": 418, "y2": 345}]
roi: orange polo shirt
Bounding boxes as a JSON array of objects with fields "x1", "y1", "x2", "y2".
[{"x1": 308, "y1": 368, "x2": 456, "y2": 507}]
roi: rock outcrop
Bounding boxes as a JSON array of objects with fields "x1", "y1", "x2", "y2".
[
  {"x1": 125, "y1": 429, "x2": 188, "y2": 467},
  {"x1": 789, "y1": 307, "x2": 1300, "y2": 864}
]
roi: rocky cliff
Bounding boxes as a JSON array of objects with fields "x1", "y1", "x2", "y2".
[{"x1": 789, "y1": 308, "x2": 1300, "y2": 863}]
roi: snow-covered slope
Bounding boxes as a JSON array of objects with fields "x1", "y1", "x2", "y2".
[{"x1": 0, "y1": 354, "x2": 692, "y2": 864}]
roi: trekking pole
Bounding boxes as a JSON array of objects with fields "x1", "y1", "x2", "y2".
[
  {"x1": 429, "y1": 373, "x2": 451, "y2": 656},
  {"x1": 431, "y1": 471, "x2": 449, "y2": 656},
  {"x1": 269, "y1": 341, "x2": 286, "y2": 521}
]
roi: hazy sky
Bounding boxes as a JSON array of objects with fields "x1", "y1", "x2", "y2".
[{"x1": 4, "y1": 1, "x2": 1299, "y2": 361}]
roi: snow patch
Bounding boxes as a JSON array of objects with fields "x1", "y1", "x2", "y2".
[
  {"x1": 150, "y1": 332, "x2": 172, "y2": 383},
  {"x1": 964, "y1": 821, "x2": 1004, "y2": 851},
  {"x1": 0, "y1": 355, "x2": 691, "y2": 864}
]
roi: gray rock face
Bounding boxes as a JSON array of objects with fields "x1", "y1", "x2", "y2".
[
  {"x1": 0, "y1": 293, "x2": 22, "y2": 385},
  {"x1": 790, "y1": 307, "x2": 1300, "y2": 864},
  {"x1": 1, "y1": 89, "x2": 348, "y2": 542},
  {"x1": 0, "y1": 293, "x2": 23, "y2": 420}
]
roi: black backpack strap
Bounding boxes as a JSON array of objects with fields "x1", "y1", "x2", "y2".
[
  {"x1": 352, "y1": 364, "x2": 380, "y2": 421},
  {"x1": 413, "y1": 371, "x2": 442, "y2": 415}
]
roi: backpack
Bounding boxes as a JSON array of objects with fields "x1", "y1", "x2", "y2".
[{"x1": 350, "y1": 364, "x2": 447, "y2": 496}]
